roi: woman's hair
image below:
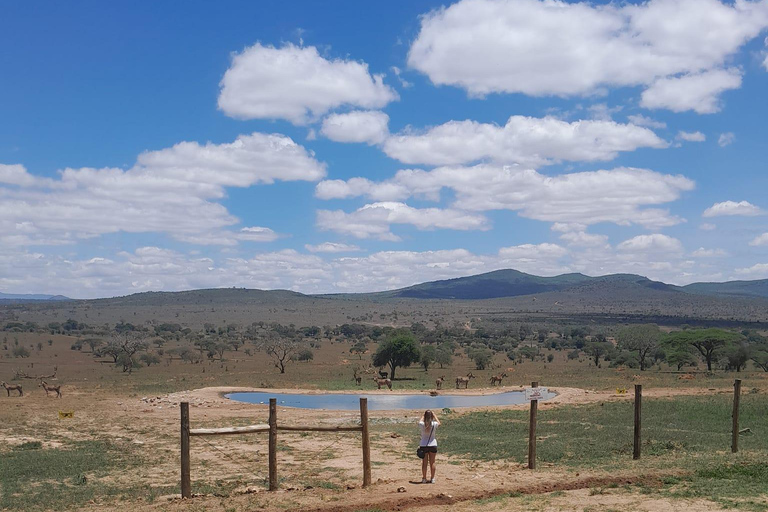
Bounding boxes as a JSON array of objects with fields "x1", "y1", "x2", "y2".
[{"x1": 421, "y1": 409, "x2": 439, "y2": 425}]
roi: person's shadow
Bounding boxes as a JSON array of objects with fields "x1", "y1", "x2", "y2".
[{"x1": 408, "y1": 480, "x2": 431, "y2": 484}]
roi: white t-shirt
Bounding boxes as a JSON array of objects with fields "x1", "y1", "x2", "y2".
[{"x1": 419, "y1": 420, "x2": 438, "y2": 447}]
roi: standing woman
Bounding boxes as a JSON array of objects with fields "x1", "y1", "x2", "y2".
[{"x1": 418, "y1": 409, "x2": 440, "y2": 483}]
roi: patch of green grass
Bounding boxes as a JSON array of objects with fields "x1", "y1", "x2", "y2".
[
  {"x1": 663, "y1": 462, "x2": 768, "y2": 511},
  {"x1": 14, "y1": 441, "x2": 42, "y2": 451},
  {"x1": 390, "y1": 394, "x2": 768, "y2": 467},
  {"x1": 0, "y1": 440, "x2": 143, "y2": 511}
]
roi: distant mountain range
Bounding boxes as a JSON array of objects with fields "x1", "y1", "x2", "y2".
[
  {"x1": 341, "y1": 269, "x2": 767, "y2": 301},
  {"x1": 7, "y1": 270, "x2": 768, "y2": 325},
  {"x1": 0, "y1": 292, "x2": 71, "y2": 302}
]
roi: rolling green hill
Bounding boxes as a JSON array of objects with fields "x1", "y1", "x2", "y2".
[{"x1": 683, "y1": 279, "x2": 768, "y2": 299}]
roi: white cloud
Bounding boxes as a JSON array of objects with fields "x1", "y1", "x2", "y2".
[
  {"x1": 305, "y1": 242, "x2": 362, "y2": 253},
  {"x1": 0, "y1": 133, "x2": 325, "y2": 247},
  {"x1": 640, "y1": 68, "x2": 742, "y2": 114},
  {"x1": 559, "y1": 231, "x2": 610, "y2": 248},
  {"x1": 316, "y1": 202, "x2": 490, "y2": 241},
  {"x1": 236, "y1": 227, "x2": 282, "y2": 242},
  {"x1": 718, "y1": 132, "x2": 736, "y2": 147},
  {"x1": 749, "y1": 233, "x2": 768, "y2": 246},
  {"x1": 691, "y1": 247, "x2": 727, "y2": 257},
  {"x1": 218, "y1": 43, "x2": 397, "y2": 125},
  {"x1": 408, "y1": 0, "x2": 768, "y2": 110},
  {"x1": 627, "y1": 115, "x2": 667, "y2": 129},
  {"x1": 320, "y1": 111, "x2": 390, "y2": 145},
  {"x1": 703, "y1": 200, "x2": 762, "y2": 217},
  {"x1": 735, "y1": 263, "x2": 768, "y2": 278},
  {"x1": 617, "y1": 234, "x2": 684, "y2": 254},
  {"x1": 390, "y1": 66, "x2": 413, "y2": 88},
  {"x1": 700, "y1": 223, "x2": 717, "y2": 231},
  {"x1": 381, "y1": 116, "x2": 667, "y2": 167},
  {"x1": 317, "y1": 165, "x2": 694, "y2": 229},
  {"x1": 498, "y1": 243, "x2": 567, "y2": 260},
  {"x1": 676, "y1": 131, "x2": 706, "y2": 142}
]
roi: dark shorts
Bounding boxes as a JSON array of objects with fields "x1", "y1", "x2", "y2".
[{"x1": 420, "y1": 446, "x2": 437, "y2": 454}]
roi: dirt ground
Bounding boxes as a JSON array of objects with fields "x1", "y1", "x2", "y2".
[{"x1": 0, "y1": 383, "x2": 750, "y2": 512}]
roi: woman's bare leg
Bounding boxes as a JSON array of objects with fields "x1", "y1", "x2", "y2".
[
  {"x1": 421, "y1": 453, "x2": 428, "y2": 480},
  {"x1": 428, "y1": 451, "x2": 437, "y2": 481}
]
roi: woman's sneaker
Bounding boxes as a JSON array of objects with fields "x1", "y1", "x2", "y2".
[
  {"x1": 430, "y1": 478, "x2": 436, "y2": 484},
  {"x1": 421, "y1": 478, "x2": 428, "y2": 484}
]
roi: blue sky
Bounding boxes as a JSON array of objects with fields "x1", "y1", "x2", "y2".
[{"x1": 1, "y1": 0, "x2": 768, "y2": 298}]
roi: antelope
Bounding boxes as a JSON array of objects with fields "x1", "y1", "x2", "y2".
[
  {"x1": 435, "y1": 375, "x2": 445, "y2": 390},
  {"x1": 372, "y1": 376, "x2": 392, "y2": 390},
  {"x1": 40, "y1": 380, "x2": 62, "y2": 398},
  {"x1": 1, "y1": 381, "x2": 23, "y2": 397},
  {"x1": 490, "y1": 372, "x2": 507, "y2": 386},
  {"x1": 455, "y1": 372, "x2": 475, "y2": 389},
  {"x1": 353, "y1": 369, "x2": 362, "y2": 386}
]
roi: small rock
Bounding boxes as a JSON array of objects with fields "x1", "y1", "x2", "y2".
[
  {"x1": 346, "y1": 484, "x2": 357, "y2": 490},
  {"x1": 397, "y1": 486, "x2": 406, "y2": 493}
]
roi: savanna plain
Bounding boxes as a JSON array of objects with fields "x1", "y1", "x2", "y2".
[{"x1": 1, "y1": 294, "x2": 768, "y2": 512}]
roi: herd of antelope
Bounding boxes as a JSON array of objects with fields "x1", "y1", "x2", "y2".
[
  {"x1": 353, "y1": 367, "x2": 511, "y2": 392},
  {"x1": 1, "y1": 380, "x2": 62, "y2": 398}
]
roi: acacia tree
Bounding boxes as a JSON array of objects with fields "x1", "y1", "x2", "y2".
[
  {"x1": 665, "y1": 329, "x2": 743, "y2": 371},
  {"x1": 254, "y1": 335, "x2": 302, "y2": 374},
  {"x1": 372, "y1": 331, "x2": 420, "y2": 380},
  {"x1": 617, "y1": 324, "x2": 662, "y2": 371},
  {"x1": 103, "y1": 333, "x2": 149, "y2": 374},
  {"x1": 585, "y1": 340, "x2": 613, "y2": 367}
]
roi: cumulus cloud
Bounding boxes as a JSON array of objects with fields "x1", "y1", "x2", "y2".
[
  {"x1": 718, "y1": 132, "x2": 736, "y2": 147},
  {"x1": 559, "y1": 231, "x2": 610, "y2": 248},
  {"x1": 316, "y1": 202, "x2": 490, "y2": 241},
  {"x1": 691, "y1": 247, "x2": 727, "y2": 257},
  {"x1": 305, "y1": 242, "x2": 362, "y2": 253},
  {"x1": 749, "y1": 233, "x2": 768, "y2": 246},
  {"x1": 218, "y1": 43, "x2": 397, "y2": 124},
  {"x1": 320, "y1": 110, "x2": 390, "y2": 145},
  {"x1": 627, "y1": 115, "x2": 667, "y2": 129},
  {"x1": 703, "y1": 200, "x2": 763, "y2": 217},
  {"x1": 617, "y1": 234, "x2": 684, "y2": 254},
  {"x1": 408, "y1": 0, "x2": 768, "y2": 110},
  {"x1": 735, "y1": 263, "x2": 768, "y2": 278},
  {"x1": 0, "y1": 133, "x2": 325, "y2": 247},
  {"x1": 640, "y1": 68, "x2": 742, "y2": 114},
  {"x1": 317, "y1": 165, "x2": 694, "y2": 229},
  {"x1": 381, "y1": 116, "x2": 667, "y2": 167},
  {"x1": 676, "y1": 131, "x2": 706, "y2": 142}
]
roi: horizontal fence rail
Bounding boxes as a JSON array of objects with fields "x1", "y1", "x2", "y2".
[{"x1": 180, "y1": 397, "x2": 371, "y2": 497}]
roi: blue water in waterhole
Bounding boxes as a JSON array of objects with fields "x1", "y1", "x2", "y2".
[{"x1": 226, "y1": 390, "x2": 556, "y2": 410}]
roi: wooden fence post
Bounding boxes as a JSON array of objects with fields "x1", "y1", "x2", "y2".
[
  {"x1": 180, "y1": 402, "x2": 191, "y2": 499},
  {"x1": 269, "y1": 398, "x2": 277, "y2": 491},
  {"x1": 360, "y1": 398, "x2": 371, "y2": 487},
  {"x1": 732, "y1": 379, "x2": 741, "y2": 453},
  {"x1": 633, "y1": 384, "x2": 642, "y2": 460},
  {"x1": 528, "y1": 381, "x2": 538, "y2": 470}
]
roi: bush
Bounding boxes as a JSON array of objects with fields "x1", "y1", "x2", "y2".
[
  {"x1": 12, "y1": 346, "x2": 30, "y2": 358},
  {"x1": 547, "y1": 354, "x2": 554, "y2": 363},
  {"x1": 296, "y1": 348, "x2": 314, "y2": 362}
]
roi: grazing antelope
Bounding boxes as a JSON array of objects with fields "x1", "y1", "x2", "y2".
[
  {"x1": 40, "y1": 380, "x2": 62, "y2": 398},
  {"x1": 490, "y1": 372, "x2": 507, "y2": 386},
  {"x1": 1, "y1": 381, "x2": 23, "y2": 397},
  {"x1": 378, "y1": 370, "x2": 388, "y2": 380},
  {"x1": 435, "y1": 375, "x2": 445, "y2": 390},
  {"x1": 455, "y1": 372, "x2": 475, "y2": 389},
  {"x1": 353, "y1": 369, "x2": 362, "y2": 386},
  {"x1": 372, "y1": 377, "x2": 392, "y2": 390}
]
